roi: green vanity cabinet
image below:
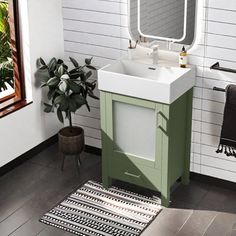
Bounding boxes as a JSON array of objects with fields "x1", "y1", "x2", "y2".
[{"x1": 100, "y1": 89, "x2": 193, "y2": 207}]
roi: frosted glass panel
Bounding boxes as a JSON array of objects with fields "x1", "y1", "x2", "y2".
[{"x1": 113, "y1": 101, "x2": 156, "y2": 161}]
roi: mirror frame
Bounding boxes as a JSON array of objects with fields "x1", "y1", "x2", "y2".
[
  {"x1": 137, "y1": 0, "x2": 188, "y2": 42},
  {"x1": 128, "y1": 0, "x2": 202, "y2": 52}
]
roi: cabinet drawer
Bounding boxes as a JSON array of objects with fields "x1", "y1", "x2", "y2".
[{"x1": 109, "y1": 158, "x2": 161, "y2": 191}]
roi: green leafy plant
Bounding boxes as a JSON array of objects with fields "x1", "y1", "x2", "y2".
[
  {"x1": 0, "y1": 1, "x2": 11, "y2": 62},
  {"x1": 0, "y1": 58, "x2": 13, "y2": 92},
  {"x1": 0, "y1": 1, "x2": 14, "y2": 91},
  {"x1": 36, "y1": 57, "x2": 98, "y2": 129}
]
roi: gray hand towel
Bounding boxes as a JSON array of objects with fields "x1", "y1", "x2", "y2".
[{"x1": 216, "y1": 84, "x2": 236, "y2": 157}]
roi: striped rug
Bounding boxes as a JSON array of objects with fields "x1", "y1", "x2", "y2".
[{"x1": 40, "y1": 180, "x2": 162, "y2": 236}]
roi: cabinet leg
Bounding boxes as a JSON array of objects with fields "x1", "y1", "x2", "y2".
[
  {"x1": 102, "y1": 176, "x2": 112, "y2": 189},
  {"x1": 161, "y1": 190, "x2": 170, "y2": 207}
]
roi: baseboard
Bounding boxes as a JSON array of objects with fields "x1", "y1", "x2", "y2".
[
  {"x1": 84, "y1": 145, "x2": 101, "y2": 156},
  {"x1": 1, "y1": 141, "x2": 235, "y2": 191},
  {"x1": 190, "y1": 172, "x2": 236, "y2": 190},
  {"x1": 0, "y1": 134, "x2": 58, "y2": 177},
  {"x1": 0, "y1": 135, "x2": 101, "y2": 177}
]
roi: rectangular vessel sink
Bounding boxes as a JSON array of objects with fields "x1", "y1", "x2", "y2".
[{"x1": 98, "y1": 60, "x2": 195, "y2": 104}]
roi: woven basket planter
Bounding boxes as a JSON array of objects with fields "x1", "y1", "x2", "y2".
[{"x1": 58, "y1": 126, "x2": 84, "y2": 155}]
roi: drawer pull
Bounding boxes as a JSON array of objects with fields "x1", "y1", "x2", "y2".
[{"x1": 124, "y1": 172, "x2": 141, "y2": 178}]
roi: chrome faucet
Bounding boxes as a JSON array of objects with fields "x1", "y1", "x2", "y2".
[
  {"x1": 147, "y1": 40, "x2": 159, "y2": 65},
  {"x1": 151, "y1": 45, "x2": 159, "y2": 65}
]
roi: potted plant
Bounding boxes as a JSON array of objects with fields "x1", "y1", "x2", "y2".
[{"x1": 36, "y1": 56, "x2": 98, "y2": 159}]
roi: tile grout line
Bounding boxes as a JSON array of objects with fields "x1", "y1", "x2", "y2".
[
  {"x1": 174, "y1": 210, "x2": 194, "y2": 235},
  {"x1": 8, "y1": 218, "x2": 32, "y2": 236},
  {"x1": 202, "y1": 213, "x2": 218, "y2": 236}
]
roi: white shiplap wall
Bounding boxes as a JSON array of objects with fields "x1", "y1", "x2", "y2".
[
  {"x1": 62, "y1": 0, "x2": 128, "y2": 148},
  {"x1": 62, "y1": 0, "x2": 236, "y2": 182}
]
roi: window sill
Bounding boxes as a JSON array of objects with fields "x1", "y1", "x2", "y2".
[
  {"x1": 0, "y1": 100, "x2": 33, "y2": 118},
  {"x1": 0, "y1": 87, "x2": 15, "y2": 100}
]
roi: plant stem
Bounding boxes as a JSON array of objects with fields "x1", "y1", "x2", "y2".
[{"x1": 68, "y1": 111, "x2": 73, "y2": 131}]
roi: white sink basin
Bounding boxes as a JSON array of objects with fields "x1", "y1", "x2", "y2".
[{"x1": 98, "y1": 60, "x2": 195, "y2": 104}]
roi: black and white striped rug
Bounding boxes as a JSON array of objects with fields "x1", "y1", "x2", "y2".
[{"x1": 40, "y1": 180, "x2": 162, "y2": 236}]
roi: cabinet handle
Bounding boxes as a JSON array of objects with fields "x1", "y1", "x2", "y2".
[
  {"x1": 157, "y1": 111, "x2": 162, "y2": 128},
  {"x1": 124, "y1": 172, "x2": 141, "y2": 178}
]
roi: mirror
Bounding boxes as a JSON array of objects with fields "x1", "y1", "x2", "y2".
[{"x1": 129, "y1": 0, "x2": 197, "y2": 48}]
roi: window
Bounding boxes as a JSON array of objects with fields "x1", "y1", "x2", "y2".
[{"x1": 0, "y1": 0, "x2": 28, "y2": 117}]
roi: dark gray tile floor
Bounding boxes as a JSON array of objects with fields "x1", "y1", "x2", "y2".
[{"x1": 0, "y1": 143, "x2": 236, "y2": 236}]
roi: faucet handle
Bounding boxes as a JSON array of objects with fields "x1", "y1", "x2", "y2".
[
  {"x1": 152, "y1": 45, "x2": 159, "y2": 52},
  {"x1": 147, "y1": 45, "x2": 159, "y2": 56}
]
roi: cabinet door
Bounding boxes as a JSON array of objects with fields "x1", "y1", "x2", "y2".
[{"x1": 105, "y1": 93, "x2": 164, "y2": 169}]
